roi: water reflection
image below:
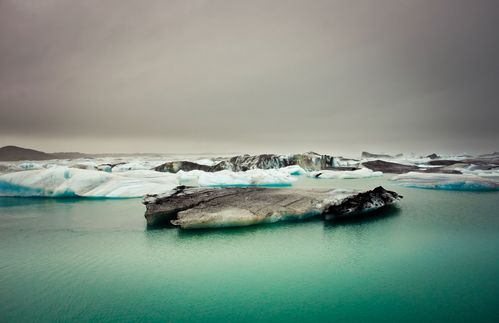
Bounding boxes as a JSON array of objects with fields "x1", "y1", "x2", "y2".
[
  {"x1": 323, "y1": 205, "x2": 401, "y2": 228},
  {"x1": 0, "y1": 196, "x2": 85, "y2": 208}
]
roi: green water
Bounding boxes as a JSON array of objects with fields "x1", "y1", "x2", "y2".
[{"x1": 1, "y1": 176, "x2": 498, "y2": 322}]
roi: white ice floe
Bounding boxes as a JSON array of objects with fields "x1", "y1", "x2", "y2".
[
  {"x1": 309, "y1": 168, "x2": 383, "y2": 179},
  {"x1": 0, "y1": 167, "x2": 179, "y2": 198},
  {"x1": 0, "y1": 166, "x2": 300, "y2": 198},
  {"x1": 193, "y1": 159, "x2": 217, "y2": 166},
  {"x1": 391, "y1": 172, "x2": 499, "y2": 191},
  {"x1": 177, "y1": 169, "x2": 296, "y2": 187},
  {"x1": 281, "y1": 165, "x2": 307, "y2": 175}
]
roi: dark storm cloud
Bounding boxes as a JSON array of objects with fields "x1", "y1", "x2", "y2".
[{"x1": 0, "y1": 0, "x2": 498, "y2": 154}]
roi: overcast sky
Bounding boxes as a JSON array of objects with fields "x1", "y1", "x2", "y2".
[{"x1": 0, "y1": 0, "x2": 498, "y2": 155}]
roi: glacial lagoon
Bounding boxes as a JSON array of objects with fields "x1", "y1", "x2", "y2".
[{"x1": 1, "y1": 175, "x2": 498, "y2": 322}]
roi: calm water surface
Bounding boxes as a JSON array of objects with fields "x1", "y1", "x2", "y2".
[{"x1": 1, "y1": 176, "x2": 498, "y2": 322}]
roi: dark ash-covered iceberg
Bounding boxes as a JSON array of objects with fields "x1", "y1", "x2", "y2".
[
  {"x1": 154, "y1": 152, "x2": 339, "y2": 173},
  {"x1": 143, "y1": 186, "x2": 402, "y2": 229}
]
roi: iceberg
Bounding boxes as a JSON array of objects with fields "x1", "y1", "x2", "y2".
[
  {"x1": 144, "y1": 186, "x2": 402, "y2": 229},
  {"x1": 392, "y1": 172, "x2": 499, "y2": 191},
  {"x1": 0, "y1": 167, "x2": 301, "y2": 198},
  {"x1": 309, "y1": 168, "x2": 382, "y2": 179},
  {"x1": 177, "y1": 169, "x2": 296, "y2": 187},
  {"x1": 154, "y1": 152, "x2": 339, "y2": 173},
  {"x1": 0, "y1": 167, "x2": 179, "y2": 198}
]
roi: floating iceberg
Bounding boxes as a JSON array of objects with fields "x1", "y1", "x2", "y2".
[
  {"x1": 177, "y1": 169, "x2": 296, "y2": 187},
  {"x1": 309, "y1": 168, "x2": 383, "y2": 179},
  {"x1": 144, "y1": 186, "x2": 402, "y2": 229},
  {"x1": 391, "y1": 172, "x2": 499, "y2": 191},
  {"x1": 0, "y1": 167, "x2": 302, "y2": 198},
  {"x1": 0, "y1": 167, "x2": 179, "y2": 198}
]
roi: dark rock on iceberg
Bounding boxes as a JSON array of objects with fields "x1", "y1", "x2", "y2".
[
  {"x1": 223, "y1": 154, "x2": 288, "y2": 171},
  {"x1": 154, "y1": 161, "x2": 212, "y2": 173},
  {"x1": 220, "y1": 152, "x2": 337, "y2": 172},
  {"x1": 154, "y1": 152, "x2": 338, "y2": 173},
  {"x1": 143, "y1": 185, "x2": 402, "y2": 229},
  {"x1": 362, "y1": 160, "x2": 419, "y2": 174},
  {"x1": 324, "y1": 166, "x2": 360, "y2": 171},
  {"x1": 427, "y1": 160, "x2": 460, "y2": 166},
  {"x1": 361, "y1": 152, "x2": 401, "y2": 159},
  {"x1": 325, "y1": 186, "x2": 402, "y2": 220},
  {"x1": 422, "y1": 168, "x2": 462, "y2": 174},
  {"x1": 426, "y1": 153, "x2": 440, "y2": 159},
  {"x1": 288, "y1": 152, "x2": 337, "y2": 171}
]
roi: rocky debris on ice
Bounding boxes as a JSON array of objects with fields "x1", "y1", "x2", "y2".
[
  {"x1": 325, "y1": 186, "x2": 403, "y2": 220},
  {"x1": 361, "y1": 151, "x2": 403, "y2": 159},
  {"x1": 154, "y1": 152, "x2": 339, "y2": 173},
  {"x1": 155, "y1": 161, "x2": 212, "y2": 173},
  {"x1": 361, "y1": 160, "x2": 420, "y2": 174},
  {"x1": 143, "y1": 185, "x2": 402, "y2": 228}
]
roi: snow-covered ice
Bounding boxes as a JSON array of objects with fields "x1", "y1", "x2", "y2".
[
  {"x1": 0, "y1": 167, "x2": 179, "y2": 198},
  {"x1": 0, "y1": 167, "x2": 299, "y2": 198},
  {"x1": 178, "y1": 169, "x2": 296, "y2": 187},
  {"x1": 193, "y1": 159, "x2": 217, "y2": 166},
  {"x1": 391, "y1": 172, "x2": 499, "y2": 191}
]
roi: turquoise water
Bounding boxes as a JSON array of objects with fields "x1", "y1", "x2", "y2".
[{"x1": 1, "y1": 176, "x2": 498, "y2": 322}]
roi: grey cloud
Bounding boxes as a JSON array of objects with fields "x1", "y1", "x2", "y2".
[{"x1": 0, "y1": 0, "x2": 498, "y2": 154}]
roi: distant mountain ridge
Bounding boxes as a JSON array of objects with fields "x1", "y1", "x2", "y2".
[
  {"x1": 0, "y1": 146, "x2": 57, "y2": 161},
  {"x1": 0, "y1": 145, "x2": 165, "y2": 161},
  {"x1": 0, "y1": 145, "x2": 91, "y2": 161}
]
